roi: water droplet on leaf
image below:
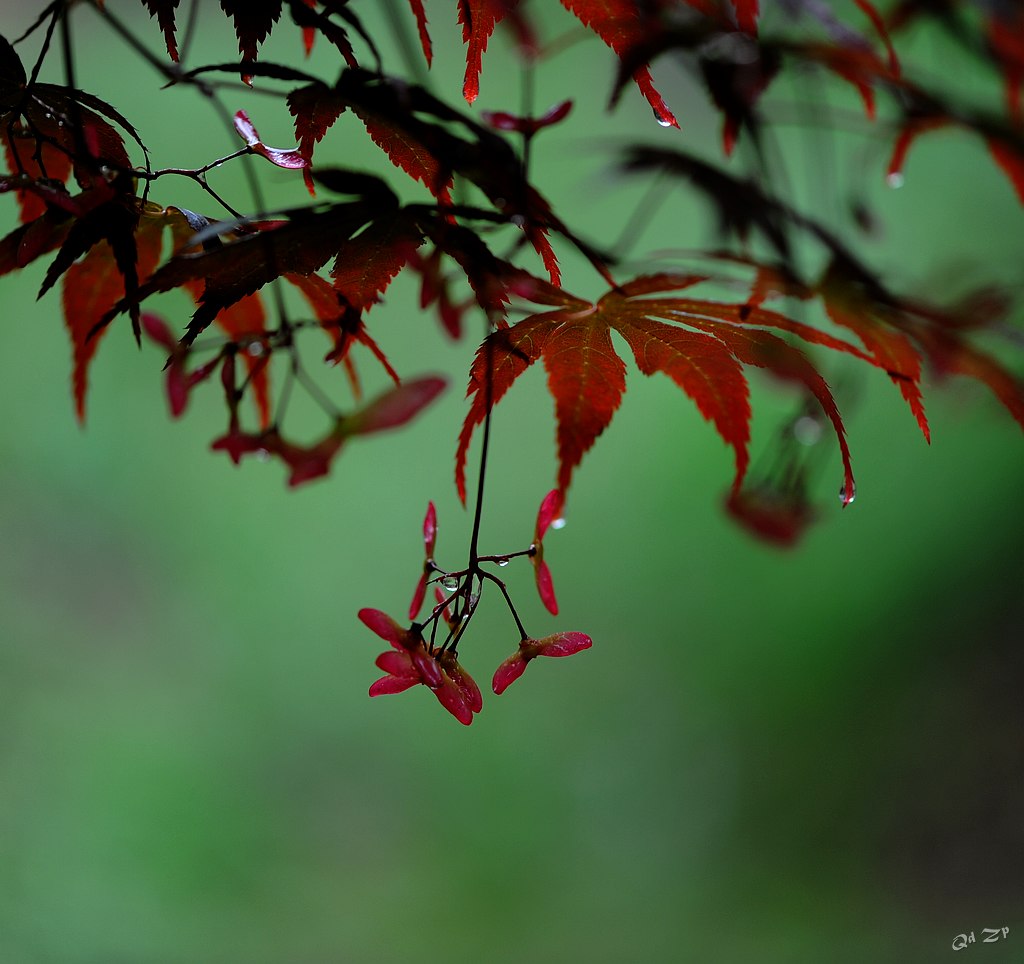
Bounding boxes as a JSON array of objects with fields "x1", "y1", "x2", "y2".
[
  {"x1": 247, "y1": 342, "x2": 264, "y2": 357},
  {"x1": 653, "y1": 108, "x2": 673, "y2": 128},
  {"x1": 886, "y1": 172, "x2": 904, "y2": 189},
  {"x1": 550, "y1": 517, "x2": 567, "y2": 530},
  {"x1": 441, "y1": 575, "x2": 459, "y2": 592},
  {"x1": 839, "y1": 482, "x2": 856, "y2": 505},
  {"x1": 256, "y1": 448, "x2": 270, "y2": 462},
  {"x1": 497, "y1": 558, "x2": 510, "y2": 568}
]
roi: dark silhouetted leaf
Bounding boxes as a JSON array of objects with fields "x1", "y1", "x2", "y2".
[
  {"x1": 331, "y1": 208, "x2": 424, "y2": 311},
  {"x1": 140, "y1": 0, "x2": 182, "y2": 61},
  {"x1": 219, "y1": 0, "x2": 284, "y2": 81},
  {"x1": 60, "y1": 201, "x2": 165, "y2": 421}
]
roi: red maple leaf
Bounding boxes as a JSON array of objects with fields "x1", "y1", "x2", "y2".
[
  {"x1": 458, "y1": 0, "x2": 521, "y2": 104},
  {"x1": 406, "y1": 0, "x2": 433, "y2": 66},
  {"x1": 60, "y1": 204, "x2": 165, "y2": 421},
  {"x1": 456, "y1": 271, "x2": 866, "y2": 506},
  {"x1": 284, "y1": 271, "x2": 400, "y2": 392},
  {"x1": 559, "y1": 0, "x2": 679, "y2": 127}
]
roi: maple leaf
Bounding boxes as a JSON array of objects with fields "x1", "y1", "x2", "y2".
[
  {"x1": 458, "y1": 0, "x2": 521, "y2": 104},
  {"x1": 559, "y1": 0, "x2": 679, "y2": 127},
  {"x1": 286, "y1": 0, "x2": 358, "y2": 68},
  {"x1": 0, "y1": 206, "x2": 71, "y2": 278},
  {"x1": 60, "y1": 205, "x2": 165, "y2": 421},
  {"x1": 1, "y1": 39, "x2": 135, "y2": 222},
  {"x1": 329, "y1": 207, "x2": 424, "y2": 311},
  {"x1": 609, "y1": 2, "x2": 899, "y2": 153},
  {"x1": 456, "y1": 272, "x2": 860, "y2": 506},
  {"x1": 287, "y1": 82, "x2": 347, "y2": 187},
  {"x1": 97, "y1": 196, "x2": 394, "y2": 346},
  {"x1": 816, "y1": 267, "x2": 1024, "y2": 439},
  {"x1": 406, "y1": 0, "x2": 433, "y2": 67},
  {"x1": 284, "y1": 271, "x2": 399, "y2": 390},
  {"x1": 219, "y1": 0, "x2": 284, "y2": 82},
  {"x1": 885, "y1": 100, "x2": 1024, "y2": 205},
  {"x1": 408, "y1": 245, "x2": 470, "y2": 338},
  {"x1": 288, "y1": 71, "x2": 579, "y2": 284},
  {"x1": 140, "y1": 0, "x2": 182, "y2": 61},
  {"x1": 699, "y1": 36, "x2": 780, "y2": 155},
  {"x1": 817, "y1": 258, "x2": 929, "y2": 441}
]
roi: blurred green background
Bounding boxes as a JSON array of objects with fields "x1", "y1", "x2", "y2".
[{"x1": 2, "y1": 2, "x2": 1023, "y2": 962}]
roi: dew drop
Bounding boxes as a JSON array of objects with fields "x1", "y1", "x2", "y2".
[
  {"x1": 441, "y1": 575, "x2": 459, "y2": 592},
  {"x1": 256, "y1": 448, "x2": 271, "y2": 463},
  {"x1": 550, "y1": 516, "x2": 567, "y2": 530},
  {"x1": 839, "y1": 482, "x2": 856, "y2": 505},
  {"x1": 886, "y1": 171, "x2": 904, "y2": 189},
  {"x1": 247, "y1": 342, "x2": 264, "y2": 357},
  {"x1": 497, "y1": 558, "x2": 510, "y2": 568},
  {"x1": 653, "y1": 108, "x2": 673, "y2": 128}
]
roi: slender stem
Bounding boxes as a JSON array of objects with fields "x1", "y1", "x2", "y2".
[
  {"x1": 481, "y1": 571, "x2": 528, "y2": 640},
  {"x1": 13, "y1": 0, "x2": 61, "y2": 46},
  {"x1": 58, "y1": 1, "x2": 91, "y2": 182},
  {"x1": 141, "y1": 148, "x2": 251, "y2": 179},
  {"x1": 295, "y1": 364, "x2": 342, "y2": 419},
  {"x1": 477, "y1": 548, "x2": 535, "y2": 565},
  {"x1": 467, "y1": 332, "x2": 495, "y2": 564},
  {"x1": 27, "y1": 3, "x2": 60, "y2": 87}
]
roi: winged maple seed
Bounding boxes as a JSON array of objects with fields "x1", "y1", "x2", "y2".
[
  {"x1": 531, "y1": 489, "x2": 563, "y2": 616},
  {"x1": 492, "y1": 632, "x2": 593, "y2": 696},
  {"x1": 408, "y1": 501, "x2": 438, "y2": 621},
  {"x1": 362, "y1": 494, "x2": 591, "y2": 723},
  {"x1": 232, "y1": 109, "x2": 313, "y2": 194},
  {"x1": 360, "y1": 608, "x2": 481, "y2": 726}
]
